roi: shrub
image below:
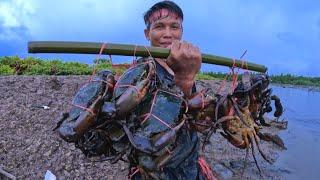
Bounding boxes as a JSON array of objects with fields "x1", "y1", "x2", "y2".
[{"x1": 0, "y1": 64, "x2": 15, "y2": 75}]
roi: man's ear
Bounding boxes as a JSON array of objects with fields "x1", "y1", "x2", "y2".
[{"x1": 144, "y1": 28, "x2": 150, "y2": 41}]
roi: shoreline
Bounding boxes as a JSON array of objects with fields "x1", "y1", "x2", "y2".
[{"x1": 271, "y1": 83, "x2": 320, "y2": 92}]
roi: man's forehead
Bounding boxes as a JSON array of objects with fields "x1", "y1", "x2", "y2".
[{"x1": 147, "y1": 8, "x2": 182, "y2": 26}]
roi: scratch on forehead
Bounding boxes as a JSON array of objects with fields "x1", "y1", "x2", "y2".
[{"x1": 147, "y1": 8, "x2": 181, "y2": 26}]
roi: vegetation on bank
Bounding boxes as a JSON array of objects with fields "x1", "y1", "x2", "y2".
[
  {"x1": 0, "y1": 56, "x2": 127, "y2": 75},
  {"x1": 1, "y1": 56, "x2": 319, "y2": 87}
]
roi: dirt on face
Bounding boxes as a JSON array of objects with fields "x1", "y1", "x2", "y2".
[{"x1": 0, "y1": 76, "x2": 287, "y2": 179}]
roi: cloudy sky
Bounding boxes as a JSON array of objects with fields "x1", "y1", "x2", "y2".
[{"x1": 0, "y1": 0, "x2": 319, "y2": 76}]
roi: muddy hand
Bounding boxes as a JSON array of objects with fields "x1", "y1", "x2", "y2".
[{"x1": 166, "y1": 40, "x2": 201, "y2": 97}]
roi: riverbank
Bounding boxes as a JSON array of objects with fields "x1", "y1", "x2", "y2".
[
  {"x1": 0, "y1": 76, "x2": 287, "y2": 179},
  {"x1": 271, "y1": 83, "x2": 320, "y2": 92}
]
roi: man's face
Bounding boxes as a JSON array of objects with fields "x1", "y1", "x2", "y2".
[{"x1": 144, "y1": 9, "x2": 183, "y2": 48}]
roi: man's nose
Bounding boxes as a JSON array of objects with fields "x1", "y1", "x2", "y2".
[{"x1": 163, "y1": 27, "x2": 173, "y2": 38}]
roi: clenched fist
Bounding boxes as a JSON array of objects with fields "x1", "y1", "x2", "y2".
[{"x1": 166, "y1": 40, "x2": 202, "y2": 97}]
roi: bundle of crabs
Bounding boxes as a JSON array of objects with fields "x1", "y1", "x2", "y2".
[{"x1": 54, "y1": 57, "x2": 287, "y2": 178}]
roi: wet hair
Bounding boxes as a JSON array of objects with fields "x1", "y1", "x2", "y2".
[{"x1": 143, "y1": 1, "x2": 183, "y2": 28}]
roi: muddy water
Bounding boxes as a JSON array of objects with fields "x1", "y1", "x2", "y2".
[{"x1": 271, "y1": 85, "x2": 320, "y2": 180}]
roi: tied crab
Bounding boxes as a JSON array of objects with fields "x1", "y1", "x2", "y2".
[
  {"x1": 56, "y1": 70, "x2": 116, "y2": 142},
  {"x1": 113, "y1": 58, "x2": 192, "y2": 177},
  {"x1": 217, "y1": 72, "x2": 286, "y2": 174},
  {"x1": 54, "y1": 70, "x2": 132, "y2": 160},
  {"x1": 244, "y1": 73, "x2": 286, "y2": 128}
]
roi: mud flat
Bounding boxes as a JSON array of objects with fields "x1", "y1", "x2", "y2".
[{"x1": 0, "y1": 76, "x2": 287, "y2": 179}]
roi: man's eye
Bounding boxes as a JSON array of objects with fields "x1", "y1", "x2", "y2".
[
  {"x1": 153, "y1": 24, "x2": 164, "y2": 29},
  {"x1": 171, "y1": 25, "x2": 181, "y2": 30}
]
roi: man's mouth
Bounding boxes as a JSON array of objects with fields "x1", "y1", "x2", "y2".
[{"x1": 160, "y1": 42, "x2": 172, "y2": 48}]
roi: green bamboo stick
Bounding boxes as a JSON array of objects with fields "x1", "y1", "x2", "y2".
[{"x1": 28, "y1": 41, "x2": 267, "y2": 73}]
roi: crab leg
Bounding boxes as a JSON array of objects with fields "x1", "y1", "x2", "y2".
[
  {"x1": 241, "y1": 146, "x2": 250, "y2": 177},
  {"x1": 250, "y1": 132, "x2": 273, "y2": 164},
  {"x1": 248, "y1": 134, "x2": 262, "y2": 174}
]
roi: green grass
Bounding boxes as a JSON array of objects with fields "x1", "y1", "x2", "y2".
[
  {"x1": 0, "y1": 56, "x2": 122, "y2": 75},
  {"x1": 1, "y1": 56, "x2": 319, "y2": 87}
]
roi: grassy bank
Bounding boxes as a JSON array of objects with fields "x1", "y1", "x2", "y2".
[
  {"x1": 0, "y1": 56, "x2": 127, "y2": 75},
  {"x1": 1, "y1": 56, "x2": 319, "y2": 87}
]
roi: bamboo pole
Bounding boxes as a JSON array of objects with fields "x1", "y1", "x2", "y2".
[{"x1": 28, "y1": 41, "x2": 267, "y2": 73}]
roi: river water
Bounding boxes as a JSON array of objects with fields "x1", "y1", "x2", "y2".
[{"x1": 271, "y1": 85, "x2": 320, "y2": 180}]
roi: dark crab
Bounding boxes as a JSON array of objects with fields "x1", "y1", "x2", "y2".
[
  {"x1": 216, "y1": 73, "x2": 287, "y2": 174},
  {"x1": 112, "y1": 59, "x2": 190, "y2": 172},
  {"x1": 243, "y1": 73, "x2": 285, "y2": 127},
  {"x1": 56, "y1": 70, "x2": 115, "y2": 142}
]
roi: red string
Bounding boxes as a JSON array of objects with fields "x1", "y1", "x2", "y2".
[
  {"x1": 71, "y1": 103, "x2": 96, "y2": 116},
  {"x1": 128, "y1": 167, "x2": 140, "y2": 180},
  {"x1": 89, "y1": 43, "x2": 107, "y2": 82},
  {"x1": 131, "y1": 45, "x2": 138, "y2": 67},
  {"x1": 220, "y1": 50, "x2": 249, "y2": 93},
  {"x1": 144, "y1": 46, "x2": 153, "y2": 57},
  {"x1": 139, "y1": 89, "x2": 186, "y2": 129},
  {"x1": 198, "y1": 157, "x2": 216, "y2": 180},
  {"x1": 114, "y1": 84, "x2": 142, "y2": 98},
  {"x1": 165, "y1": 147, "x2": 172, "y2": 154},
  {"x1": 200, "y1": 92, "x2": 205, "y2": 110},
  {"x1": 73, "y1": 39, "x2": 115, "y2": 117},
  {"x1": 217, "y1": 58, "x2": 239, "y2": 94}
]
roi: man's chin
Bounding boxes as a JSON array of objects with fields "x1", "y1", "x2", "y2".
[
  {"x1": 159, "y1": 44, "x2": 171, "y2": 48},
  {"x1": 151, "y1": 43, "x2": 171, "y2": 48}
]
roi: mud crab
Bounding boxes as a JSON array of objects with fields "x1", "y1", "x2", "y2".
[
  {"x1": 239, "y1": 73, "x2": 285, "y2": 127},
  {"x1": 214, "y1": 73, "x2": 286, "y2": 174}
]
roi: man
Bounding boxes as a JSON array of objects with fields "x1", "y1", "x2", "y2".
[
  {"x1": 57, "y1": 1, "x2": 213, "y2": 179},
  {"x1": 143, "y1": 1, "x2": 202, "y2": 98},
  {"x1": 128, "y1": 1, "x2": 207, "y2": 179}
]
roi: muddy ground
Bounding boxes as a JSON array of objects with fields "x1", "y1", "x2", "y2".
[{"x1": 0, "y1": 76, "x2": 288, "y2": 179}]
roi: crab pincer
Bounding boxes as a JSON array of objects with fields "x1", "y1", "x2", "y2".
[
  {"x1": 116, "y1": 78, "x2": 151, "y2": 115},
  {"x1": 153, "y1": 118, "x2": 185, "y2": 150}
]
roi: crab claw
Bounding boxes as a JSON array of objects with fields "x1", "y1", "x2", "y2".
[
  {"x1": 257, "y1": 132, "x2": 287, "y2": 150},
  {"x1": 153, "y1": 118, "x2": 185, "y2": 150},
  {"x1": 122, "y1": 119, "x2": 185, "y2": 154},
  {"x1": 271, "y1": 95, "x2": 283, "y2": 118},
  {"x1": 220, "y1": 130, "x2": 248, "y2": 149},
  {"x1": 116, "y1": 78, "x2": 150, "y2": 115},
  {"x1": 58, "y1": 96, "x2": 104, "y2": 142},
  {"x1": 187, "y1": 89, "x2": 215, "y2": 110}
]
